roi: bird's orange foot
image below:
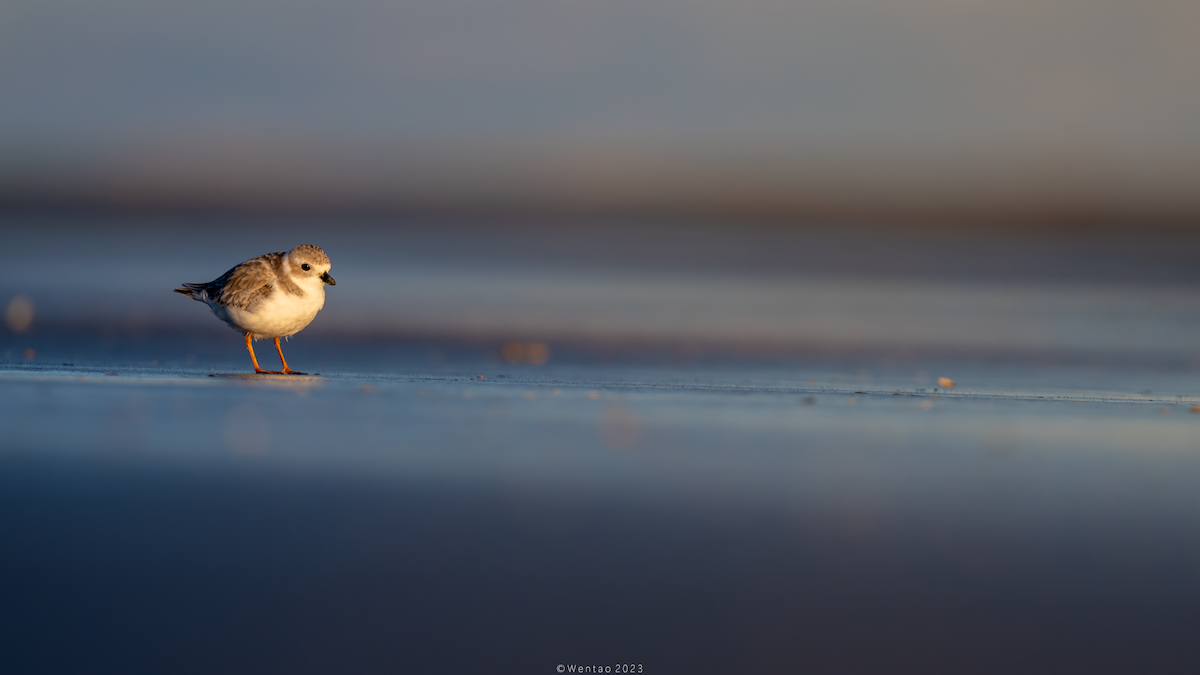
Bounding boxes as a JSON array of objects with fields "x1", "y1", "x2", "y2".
[
  {"x1": 280, "y1": 367, "x2": 306, "y2": 375},
  {"x1": 254, "y1": 367, "x2": 283, "y2": 374}
]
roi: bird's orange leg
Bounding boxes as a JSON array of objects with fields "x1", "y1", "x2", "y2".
[
  {"x1": 246, "y1": 333, "x2": 280, "y2": 374},
  {"x1": 274, "y1": 337, "x2": 305, "y2": 375}
]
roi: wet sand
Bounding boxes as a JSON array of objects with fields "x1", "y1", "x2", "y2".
[{"x1": 3, "y1": 345, "x2": 1200, "y2": 673}]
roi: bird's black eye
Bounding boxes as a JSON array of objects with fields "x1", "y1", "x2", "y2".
[{"x1": 301, "y1": 263, "x2": 311, "y2": 271}]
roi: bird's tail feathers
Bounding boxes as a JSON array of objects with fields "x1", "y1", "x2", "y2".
[{"x1": 173, "y1": 283, "x2": 208, "y2": 300}]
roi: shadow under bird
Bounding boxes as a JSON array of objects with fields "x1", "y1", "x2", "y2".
[{"x1": 173, "y1": 245, "x2": 335, "y2": 374}]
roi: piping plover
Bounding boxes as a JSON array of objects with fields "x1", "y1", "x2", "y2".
[{"x1": 174, "y1": 245, "x2": 335, "y2": 374}]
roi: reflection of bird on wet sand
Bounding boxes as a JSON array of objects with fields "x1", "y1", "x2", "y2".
[{"x1": 174, "y1": 244, "x2": 335, "y2": 374}]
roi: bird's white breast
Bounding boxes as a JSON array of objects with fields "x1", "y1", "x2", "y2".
[{"x1": 211, "y1": 273, "x2": 326, "y2": 339}]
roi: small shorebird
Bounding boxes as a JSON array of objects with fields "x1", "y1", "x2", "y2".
[{"x1": 174, "y1": 244, "x2": 335, "y2": 374}]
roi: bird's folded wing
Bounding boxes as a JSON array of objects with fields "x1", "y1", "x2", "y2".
[{"x1": 206, "y1": 253, "x2": 281, "y2": 310}]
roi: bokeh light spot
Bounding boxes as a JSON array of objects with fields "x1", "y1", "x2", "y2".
[
  {"x1": 501, "y1": 342, "x2": 551, "y2": 365},
  {"x1": 5, "y1": 295, "x2": 34, "y2": 334}
]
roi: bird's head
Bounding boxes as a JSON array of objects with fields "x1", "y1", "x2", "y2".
[{"x1": 288, "y1": 244, "x2": 335, "y2": 285}]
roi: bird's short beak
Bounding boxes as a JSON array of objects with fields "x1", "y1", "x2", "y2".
[{"x1": 321, "y1": 272, "x2": 336, "y2": 285}]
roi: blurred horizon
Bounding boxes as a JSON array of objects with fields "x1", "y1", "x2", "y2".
[
  {"x1": 6, "y1": 215, "x2": 1200, "y2": 374},
  {"x1": 3, "y1": 0, "x2": 1200, "y2": 225}
]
